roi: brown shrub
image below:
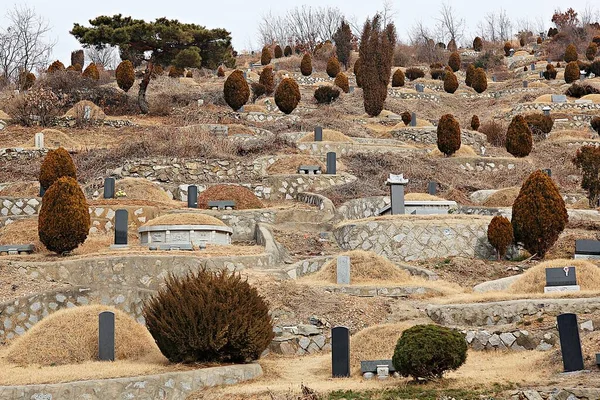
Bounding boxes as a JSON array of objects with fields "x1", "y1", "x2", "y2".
[
  {"x1": 250, "y1": 82, "x2": 266, "y2": 102},
  {"x1": 284, "y1": 45, "x2": 292, "y2": 57},
  {"x1": 274, "y1": 45, "x2": 283, "y2": 58},
  {"x1": 334, "y1": 72, "x2": 349, "y2": 93},
  {"x1": 314, "y1": 86, "x2": 340, "y2": 104},
  {"x1": 223, "y1": 70, "x2": 250, "y2": 111},
  {"x1": 564, "y1": 44, "x2": 578, "y2": 62},
  {"x1": 543, "y1": 64, "x2": 558, "y2": 80},
  {"x1": 39, "y1": 147, "x2": 77, "y2": 191},
  {"x1": 473, "y1": 37, "x2": 483, "y2": 52},
  {"x1": 197, "y1": 184, "x2": 263, "y2": 209},
  {"x1": 430, "y1": 69, "x2": 445, "y2": 80},
  {"x1": 487, "y1": 215, "x2": 514, "y2": 260},
  {"x1": 274, "y1": 77, "x2": 301, "y2": 114},
  {"x1": 506, "y1": 115, "x2": 533, "y2": 157},
  {"x1": 261, "y1": 47, "x2": 272, "y2": 65},
  {"x1": 524, "y1": 114, "x2": 554, "y2": 139},
  {"x1": 479, "y1": 120, "x2": 506, "y2": 147},
  {"x1": 448, "y1": 51, "x2": 461, "y2": 72},
  {"x1": 573, "y1": 145, "x2": 600, "y2": 207},
  {"x1": 168, "y1": 66, "x2": 184, "y2": 78},
  {"x1": 503, "y1": 41, "x2": 512, "y2": 56},
  {"x1": 586, "y1": 43, "x2": 598, "y2": 61},
  {"x1": 326, "y1": 56, "x2": 341, "y2": 78},
  {"x1": 38, "y1": 176, "x2": 90, "y2": 254},
  {"x1": 471, "y1": 68, "x2": 488, "y2": 93},
  {"x1": 7, "y1": 87, "x2": 66, "y2": 127},
  {"x1": 47, "y1": 60, "x2": 65, "y2": 74},
  {"x1": 436, "y1": 114, "x2": 461, "y2": 156},
  {"x1": 392, "y1": 69, "x2": 405, "y2": 87},
  {"x1": 401, "y1": 111, "x2": 411, "y2": 126},
  {"x1": 443, "y1": 70, "x2": 458, "y2": 93},
  {"x1": 354, "y1": 57, "x2": 363, "y2": 87},
  {"x1": 82, "y1": 63, "x2": 100, "y2": 80},
  {"x1": 115, "y1": 60, "x2": 135, "y2": 92},
  {"x1": 592, "y1": 116, "x2": 600, "y2": 133},
  {"x1": 405, "y1": 67, "x2": 425, "y2": 81},
  {"x1": 470, "y1": 115, "x2": 480, "y2": 131},
  {"x1": 465, "y1": 64, "x2": 475, "y2": 87},
  {"x1": 301, "y1": 53, "x2": 312, "y2": 76},
  {"x1": 564, "y1": 61, "x2": 580, "y2": 83},
  {"x1": 217, "y1": 66, "x2": 225, "y2": 77},
  {"x1": 18, "y1": 71, "x2": 36, "y2": 90},
  {"x1": 259, "y1": 65, "x2": 275, "y2": 94}
]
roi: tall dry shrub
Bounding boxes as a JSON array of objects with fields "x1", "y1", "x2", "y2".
[
  {"x1": 586, "y1": 43, "x2": 598, "y2": 61},
  {"x1": 443, "y1": 70, "x2": 458, "y2": 93},
  {"x1": 326, "y1": 56, "x2": 341, "y2": 78},
  {"x1": 39, "y1": 147, "x2": 77, "y2": 192},
  {"x1": 261, "y1": 47, "x2": 272, "y2": 65},
  {"x1": 284, "y1": 45, "x2": 292, "y2": 57},
  {"x1": 473, "y1": 37, "x2": 483, "y2": 52},
  {"x1": 436, "y1": 114, "x2": 461, "y2": 156},
  {"x1": 274, "y1": 45, "x2": 283, "y2": 59},
  {"x1": 333, "y1": 20, "x2": 353, "y2": 69},
  {"x1": 465, "y1": 64, "x2": 475, "y2": 87},
  {"x1": 274, "y1": 78, "x2": 301, "y2": 114},
  {"x1": 392, "y1": 69, "x2": 405, "y2": 87},
  {"x1": 116, "y1": 60, "x2": 135, "y2": 92},
  {"x1": 448, "y1": 51, "x2": 461, "y2": 72},
  {"x1": 471, "y1": 68, "x2": 488, "y2": 93},
  {"x1": 505, "y1": 115, "x2": 533, "y2": 157},
  {"x1": 301, "y1": 53, "x2": 312, "y2": 76},
  {"x1": 354, "y1": 57, "x2": 363, "y2": 87},
  {"x1": 47, "y1": 60, "x2": 65, "y2": 74},
  {"x1": 334, "y1": 72, "x2": 349, "y2": 93},
  {"x1": 470, "y1": 115, "x2": 480, "y2": 131},
  {"x1": 573, "y1": 145, "x2": 600, "y2": 207},
  {"x1": 564, "y1": 61, "x2": 580, "y2": 83},
  {"x1": 223, "y1": 70, "x2": 250, "y2": 111},
  {"x1": 259, "y1": 66, "x2": 275, "y2": 95},
  {"x1": 487, "y1": 216, "x2": 514, "y2": 260},
  {"x1": 82, "y1": 63, "x2": 100, "y2": 80},
  {"x1": 564, "y1": 44, "x2": 578, "y2": 63}
]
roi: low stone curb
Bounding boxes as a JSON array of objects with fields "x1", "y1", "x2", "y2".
[{"x1": 0, "y1": 363, "x2": 262, "y2": 400}]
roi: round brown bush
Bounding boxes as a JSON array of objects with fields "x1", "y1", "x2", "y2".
[
  {"x1": 471, "y1": 115, "x2": 480, "y2": 131},
  {"x1": 564, "y1": 44, "x2": 578, "y2": 63},
  {"x1": 448, "y1": 52, "x2": 461, "y2": 72},
  {"x1": 39, "y1": 147, "x2": 77, "y2": 192},
  {"x1": 217, "y1": 66, "x2": 225, "y2": 77},
  {"x1": 284, "y1": 45, "x2": 292, "y2": 57},
  {"x1": 465, "y1": 64, "x2": 475, "y2": 87},
  {"x1": 334, "y1": 72, "x2": 349, "y2": 93},
  {"x1": 443, "y1": 70, "x2": 458, "y2": 94},
  {"x1": 19, "y1": 71, "x2": 36, "y2": 90},
  {"x1": 275, "y1": 78, "x2": 301, "y2": 114},
  {"x1": 436, "y1": 114, "x2": 461, "y2": 156},
  {"x1": 401, "y1": 111, "x2": 412, "y2": 126},
  {"x1": 143, "y1": 269, "x2": 273, "y2": 363},
  {"x1": 392, "y1": 69, "x2": 405, "y2": 87},
  {"x1": 67, "y1": 64, "x2": 82, "y2": 72},
  {"x1": 592, "y1": 116, "x2": 600, "y2": 134},
  {"x1": 326, "y1": 56, "x2": 341, "y2": 78},
  {"x1": 261, "y1": 47, "x2": 272, "y2": 65},
  {"x1": 447, "y1": 39, "x2": 457, "y2": 52},
  {"x1": 71, "y1": 50, "x2": 84, "y2": 69},
  {"x1": 301, "y1": 53, "x2": 312, "y2": 76},
  {"x1": 186, "y1": 71, "x2": 193, "y2": 78},
  {"x1": 487, "y1": 215, "x2": 514, "y2": 260},
  {"x1": 405, "y1": 67, "x2": 425, "y2": 81},
  {"x1": 82, "y1": 63, "x2": 99, "y2": 80},
  {"x1": 430, "y1": 69, "x2": 445, "y2": 80},
  {"x1": 503, "y1": 41, "x2": 512, "y2": 56},
  {"x1": 594, "y1": 36, "x2": 600, "y2": 46},
  {"x1": 168, "y1": 66, "x2": 184, "y2": 78},
  {"x1": 198, "y1": 184, "x2": 263, "y2": 209},
  {"x1": 564, "y1": 61, "x2": 580, "y2": 83},
  {"x1": 524, "y1": 114, "x2": 554, "y2": 139},
  {"x1": 505, "y1": 115, "x2": 533, "y2": 158},
  {"x1": 259, "y1": 65, "x2": 275, "y2": 94},
  {"x1": 512, "y1": 170, "x2": 568, "y2": 258},
  {"x1": 223, "y1": 70, "x2": 250, "y2": 111},
  {"x1": 251, "y1": 82, "x2": 266, "y2": 102},
  {"x1": 586, "y1": 43, "x2": 598, "y2": 61},
  {"x1": 473, "y1": 37, "x2": 483, "y2": 52},
  {"x1": 38, "y1": 176, "x2": 90, "y2": 254},
  {"x1": 543, "y1": 64, "x2": 557, "y2": 80},
  {"x1": 115, "y1": 60, "x2": 135, "y2": 92},
  {"x1": 314, "y1": 86, "x2": 340, "y2": 104},
  {"x1": 47, "y1": 60, "x2": 65, "y2": 74},
  {"x1": 274, "y1": 45, "x2": 283, "y2": 59},
  {"x1": 471, "y1": 68, "x2": 487, "y2": 93},
  {"x1": 354, "y1": 57, "x2": 363, "y2": 87}
]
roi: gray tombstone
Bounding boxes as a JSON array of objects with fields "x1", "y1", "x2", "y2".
[
  {"x1": 326, "y1": 152, "x2": 337, "y2": 175},
  {"x1": 551, "y1": 94, "x2": 567, "y2": 103},
  {"x1": 314, "y1": 126, "x2": 323, "y2": 141},
  {"x1": 546, "y1": 266, "x2": 576, "y2": 286},
  {"x1": 113, "y1": 209, "x2": 128, "y2": 246},
  {"x1": 492, "y1": 75, "x2": 497, "y2": 82},
  {"x1": 349, "y1": 86, "x2": 355, "y2": 93},
  {"x1": 542, "y1": 106, "x2": 551, "y2": 116},
  {"x1": 98, "y1": 311, "x2": 115, "y2": 361},
  {"x1": 387, "y1": 174, "x2": 408, "y2": 215},
  {"x1": 415, "y1": 84, "x2": 424, "y2": 93},
  {"x1": 580, "y1": 71, "x2": 586, "y2": 81},
  {"x1": 83, "y1": 105, "x2": 92, "y2": 121},
  {"x1": 539, "y1": 71, "x2": 544, "y2": 78},
  {"x1": 336, "y1": 256, "x2": 350, "y2": 285},
  {"x1": 543, "y1": 168, "x2": 552, "y2": 177},
  {"x1": 34, "y1": 132, "x2": 44, "y2": 149},
  {"x1": 523, "y1": 81, "x2": 528, "y2": 88},
  {"x1": 103, "y1": 177, "x2": 115, "y2": 199},
  {"x1": 530, "y1": 63, "x2": 535, "y2": 71},
  {"x1": 332, "y1": 326, "x2": 350, "y2": 378},
  {"x1": 410, "y1": 112, "x2": 417, "y2": 127},
  {"x1": 509, "y1": 49, "x2": 515, "y2": 57},
  {"x1": 557, "y1": 313, "x2": 584, "y2": 372},
  {"x1": 187, "y1": 185, "x2": 198, "y2": 208},
  {"x1": 427, "y1": 181, "x2": 437, "y2": 195},
  {"x1": 575, "y1": 239, "x2": 600, "y2": 259},
  {"x1": 243, "y1": 71, "x2": 247, "y2": 80}
]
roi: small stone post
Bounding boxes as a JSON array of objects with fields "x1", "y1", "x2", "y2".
[{"x1": 386, "y1": 174, "x2": 409, "y2": 215}]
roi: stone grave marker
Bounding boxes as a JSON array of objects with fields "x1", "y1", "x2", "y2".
[
  {"x1": 111, "y1": 209, "x2": 129, "y2": 249},
  {"x1": 332, "y1": 326, "x2": 350, "y2": 377},
  {"x1": 415, "y1": 84, "x2": 424, "y2": 93},
  {"x1": 509, "y1": 49, "x2": 515, "y2": 57},
  {"x1": 492, "y1": 75, "x2": 497, "y2": 82},
  {"x1": 208, "y1": 200, "x2": 236, "y2": 210},
  {"x1": 298, "y1": 165, "x2": 321, "y2": 175},
  {"x1": 545, "y1": 266, "x2": 579, "y2": 293},
  {"x1": 428, "y1": 181, "x2": 437, "y2": 195},
  {"x1": 349, "y1": 86, "x2": 355, "y2": 93},
  {"x1": 596, "y1": 353, "x2": 600, "y2": 367},
  {"x1": 580, "y1": 71, "x2": 586, "y2": 81},
  {"x1": 542, "y1": 106, "x2": 551, "y2": 116},
  {"x1": 98, "y1": 311, "x2": 115, "y2": 361},
  {"x1": 336, "y1": 256, "x2": 350, "y2": 284},
  {"x1": 386, "y1": 174, "x2": 409, "y2": 215},
  {"x1": 523, "y1": 81, "x2": 528, "y2": 88},
  {"x1": 0, "y1": 120, "x2": 5, "y2": 130},
  {"x1": 34, "y1": 132, "x2": 44, "y2": 149},
  {"x1": 377, "y1": 365, "x2": 389, "y2": 380},
  {"x1": 187, "y1": 185, "x2": 198, "y2": 208},
  {"x1": 543, "y1": 168, "x2": 551, "y2": 177},
  {"x1": 243, "y1": 71, "x2": 247, "y2": 79},
  {"x1": 326, "y1": 152, "x2": 337, "y2": 174},
  {"x1": 314, "y1": 126, "x2": 323, "y2": 141},
  {"x1": 103, "y1": 177, "x2": 115, "y2": 199},
  {"x1": 551, "y1": 94, "x2": 567, "y2": 103},
  {"x1": 83, "y1": 105, "x2": 92, "y2": 121},
  {"x1": 557, "y1": 313, "x2": 584, "y2": 372},
  {"x1": 530, "y1": 62, "x2": 535, "y2": 71},
  {"x1": 410, "y1": 112, "x2": 417, "y2": 127},
  {"x1": 575, "y1": 239, "x2": 600, "y2": 259},
  {"x1": 539, "y1": 71, "x2": 544, "y2": 78}
]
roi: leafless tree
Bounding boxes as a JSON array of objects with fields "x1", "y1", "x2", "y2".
[
  {"x1": 85, "y1": 45, "x2": 118, "y2": 69},
  {"x1": 535, "y1": 16, "x2": 547, "y2": 37},
  {"x1": 497, "y1": 9, "x2": 513, "y2": 42},
  {"x1": 580, "y1": 4, "x2": 598, "y2": 27},
  {"x1": 379, "y1": 0, "x2": 398, "y2": 27},
  {"x1": 408, "y1": 21, "x2": 444, "y2": 63},
  {"x1": 436, "y1": 2, "x2": 465, "y2": 46},
  {"x1": 0, "y1": 5, "x2": 55, "y2": 81},
  {"x1": 478, "y1": 9, "x2": 513, "y2": 43}
]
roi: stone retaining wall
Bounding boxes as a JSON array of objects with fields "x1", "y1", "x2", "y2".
[
  {"x1": 0, "y1": 148, "x2": 47, "y2": 161},
  {"x1": 337, "y1": 196, "x2": 390, "y2": 220},
  {"x1": 295, "y1": 192, "x2": 336, "y2": 221},
  {"x1": 1, "y1": 197, "x2": 39, "y2": 217},
  {"x1": 0, "y1": 363, "x2": 262, "y2": 400},
  {"x1": 270, "y1": 324, "x2": 331, "y2": 355},
  {"x1": 387, "y1": 90, "x2": 441, "y2": 103},
  {"x1": 296, "y1": 141, "x2": 423, "y2": 156},
  {"x1": 510, "y1": 102, "x2": 600, "y2": 117},
  {"x1": 463, "y1": 328, "x2": 558, "y2": 351},
  {"x1": 334, "y1": 215, "x2": 495, "y2": 261},
  {"x1": 427, "y1": 297, "x2": 600, "y2": 326},
  {"x1": 390, "y1": 127, "x2": 487, "y2": 151}
]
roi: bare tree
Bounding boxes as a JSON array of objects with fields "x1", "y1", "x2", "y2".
[
  {"x1": 378, "y1": 0, "x2": 398, "y2": 27},
  {"x1": 408, "y1": 21, "x2": 444, "y2": 63},
  {"x1": 479, "y1": 9, "x2": 513, "y2": 43},
  {"x1": 85, "y1": 46, "x2": 118, "y2": 69},
  {"x1": 436, "y1": 2, "x2": 465, "y2": 46},
  {"x1": 497, "y1": 9, "x2": 513, "y2": 42},
  {"x1": 580, "y1": 4, "x2": 598, "y2": 27}
]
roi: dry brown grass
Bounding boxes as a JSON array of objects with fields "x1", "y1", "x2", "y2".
[
  {"x1": 482, "y1": 187, "x2": 520, "y2": 207},
  {"x1": 336, "y1": 214, "x2": 492, "y2": 228},
  {"x1": 404, "y1": 193, "x2": 444, "y2": 201},
  {"x1": 390, "y1": 118, "x2": 433, "y2": 128},
  {"x1": 63, "y1": 100, "x2": 106, "y2": 119},
  {"x1": 508, "y1": 259, "x2": 600, "y2": 294},
  {"x1": 0, "y1": 109, "x2": 10, "y2": 120},
  {"x1": 429, "y1": 145, "x2": 478, "y2": 158},
  {"x1": 143, "y1": 212, "x2": 226, "y2": 227},
  {"x1": 6, "y1": 305, "x2": 163, "y2": 366},
  {"x1": 114, "y1": 177, "x2": 173, "y2": 203},
  {"x1": 267, "y1": 155, "x2": 325, "y2": 174},
  {"x1": 0, "y1": 218, "x2": 42, "y2": 250},
  {"x1": 244, "y1": 104, "x2": 268, "y2": 113},
  {"x1": 533, "y1": 94, "x2": 554, "y2": 103},
  {"x1": 0, "y1": 180, "x2": 39, "y2": 197},
  {"x1": 297, "y1": 129, "x2": 355, "y2": 143},
  {"x1": 20, "y1": 129, "x2": 80, "y2": 149},
  {"x1": 548, "y1": 130, "x2": 595, "y2": 142},
  {"x1": 581, "y1": 94, "x2": 600, "y2": 103},
  {"x1": 197, "y1": 185, "x2": 263, "y2": 210}
]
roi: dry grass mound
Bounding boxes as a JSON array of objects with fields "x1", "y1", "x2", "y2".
[
  {"x1": 430, "y1": 145, "x2": 477, "y2": 158},
  {"x1": 0, "y1": 218, "x2": 42, "y2": 250},
  {"x1": 391, "y1": 119, "x2": 433, "y2": 129},
  {"x1": 581, "y1": 94, "x2": 600, "y2": 103},
  {"x1": 0, "y1": 110, "x2": 11, "y2": 120},
  {"x1": 483, "y1": 187, "x2": 520, "y2": 207},
  {"x1": 143, "y1": 212, "x2": 225, "y2": 227},
  {"x1": 243, "y1": 104, "x2": 267, "y2": 113},
  {"x1": 533, "y1": 94, "x2": 555, "y2": 103},
  {"x1": 268, "y1": 155, "x2": 325, "y2": 174},
  {"x1": 64, "y1": 100, "x2": 106, "y2": 119},
  {"x1": 114, "y1": 178, "x2": 172, "y2": 203},
  {"x1": 197, "y1": 185, "x2": 263, "y2": 210},
  {"x1": 549, "y1": 130, "x2": 595, "y2": 142},
  {"x1": 6, "y1": 305, "x2": 162, "y2": 366},
  {"x1": 528, "y1": 81, "x2": 549, "y2": 88},
  {"x1": 405, "y1": 193, "x2": 444, "y2": 201},
  {"x1": 297, "y1": 129, "x2": 355, "y2": 143},
  {"x1": 311, "y1": 250, "x2": 411, "y2": 285},
  {"x1": 0, "y1": 181, "x2": 39, "y2": 197},
  {"x1": 509, "y1": 259, "x2": 600, "y2": 294},
  {"x1": 514, "y1": 51, "x2": 530, "y2": 57},
  {"x1": 22, "y1": 129, "x2": 79, "y2": 149}
]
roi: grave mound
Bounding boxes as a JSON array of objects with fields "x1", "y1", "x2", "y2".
[
  {"x1": 0, "y1": 109, "x2": 11, "y2": 120},
  {"x1": 549, "y1": 130, "x2": 595, "y2": 142},
  {"x1": 312, "y1": 250, "x2": 411, "y2": 284},
  {"x1": 404, "y1": 193, "x2": 445, "y2": 201},
  {"x1": 483, "y1": 187, "x2": 520, "y2": 207},
  {"x1": 111, "y1": 178, "x2": 172, "y2": 203},
  {"x1": 24, "y1": 129, "x2": 79, "y2": 149},
  {"x1": 508, "y1": 259, "x2": 600, "y2": 293},
  {"x1": 429, "y1": 145, "x2": 477, "y2": 158},
  {"x1": 267, "y1": 155, "x2": 325, "y2": 174},
  {"x1": 197, "y1": 185, "x2": 263, "y2": 210},
  {"x1": 63, "y1": 100, "x2": 106, "y2": 120},
  {"x1": 143, "y1": 213, "x2": 225, "y2": 227},
  {"x1": 0, "y1": 218, "x2": 41, "y2": 251},
  {"x1": 0, "y1": 180, "x2": 39, "y2": 197},
  {"x1": 581, "y1": 94, "x2": 600, "y2": 103},
  {"x1": 6, "y1": 305, "x2": 162, "y2": 366},
  {"x1": 533, "y1": 94, "x2": 555, "y2": 103},
  {"x1": 297, "y1": 129, "x2": 355, "y2": 143}
]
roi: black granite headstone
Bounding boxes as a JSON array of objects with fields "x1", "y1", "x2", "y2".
[
  {"x1": 187, "y1": 185, "x2": 198, "y2": 208},
  {"x1": 99, "y1": 311, "x2": 115, "y2": 361},
  {"x1": 427, "y1": 181, "x2": 437, "y2": 195},
  {"x1": 523, "y1": 81, "x2": 528, "y2": 88},
  {"x1": 575, "y1": 239, "x2": 600, "y2": 255},
  {"x1": 103, "y1": 177, "x2": 115, "y2": 199},
  {"x1": 314, "y1": 127, "x2": 323, "y2": 142},
  {"x1": 557, "y1": 313, "x2": 584, "y2": 372},
  {"x1": 326, "y1": 152, "x2": 337, "y2": 175},
  {"x1": 596, "y1": 353, "x2": 600, "y2": 367},
  {"x1": 114, "y1": 209, "x2": 128, "y2": 246},
  {"x1": 546, "y1": 267, "x2": 577, "y2": 287},
  {"x1": 332, "y1": 326, "x2": 350, "y2": 378}
]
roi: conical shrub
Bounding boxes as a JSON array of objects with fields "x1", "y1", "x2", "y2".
[
  {"x1": 259, "y1": 66, "x2": 275, "y2": 95},
  {"x1": 471, "y1": 68, "x2": 487, "y2": 93},
  {"x1": 39, "y1": 147, "x2": 77, "y2": 192},
  {"x1": 261, "y1": 47, "x2": 272, "y2": 65},
  {"x1": 448, "y1": 51, "x2": 461, "y2": 72},
  {"x1": 223, "y1": 70, "x2": 250, "y2": 111},
  {"x1": 275, "y1": 78, "x2": 301, "y2": 114},
  {"x1": 505, "y1": 115, "x2": 533, "y2": 157},
  {"x1": 301, "y1": 53, "x2": 312, "y2": 76},
  {"x1": 334, "y1": 72, "x2": 349, "y2": 93},
  {"x1": 443, "y1": 70, "x2": 458, "y2": 93},
  {"x1": 284, "y1": 45, "x2": 292, "y2": 57},
  {"x1": 326, "y1": 56, "x2": 341, "y2": 78},
  {"x1": 47, "y1": 60, "x2": 65, "y2": 74},
  {"x1": 473, "y1": 37, "x2": 483, "y2": 52},
  {"x1": 392, "y1": 69, "x2": 405, "y2": 87},
  {"x1": 564, "y1": 44, "x2": 578, "y2": 63},
  {"x1": 586, "y1": 43, "x2": 598, "y2": 61},
  {"x1": 470, "y1": 115, "x2": 480, "y2": 131},
  {"x1": 82, "y1": 63, "x2": 100, "y2": 80},
  {"x1": 217, "y1": 66, "x2": 225, "y2": 77},
  {"x1": 116, "y1": 60, "x2": 135, "y2": 92},
  {"x1": 274, "y1": 45, "x2": 283, "y2": 59},
  {"x1": 487, "y1": 216, "x2": 513, "y2": 260},
  {"x1": 437, "y1": 114, "x2": 461, "y2": 156},
  {"x1": 564, "y1": 61, "x2": 580, "y2": 83},
  {"x1": 465, "y1": 64, "x2": 475, "y2": 87},
  {"x1": 512, "y1": 170, "x2": 568, "y2": 258},
  {"x1": 354, "y1": 57, "x2": 363, "y2": 87},
  {"x1": 38, "y1": 177, "x2": 90, "y2": 254}
]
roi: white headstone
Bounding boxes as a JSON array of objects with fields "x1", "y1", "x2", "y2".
[
  {"x1": 197, "y1": 99, "x2": 204, "y2": 106},
  {"x1": 387, "y1": 174, "x2": 409, "y2": 184},
  {"x1": 34, "y1": 132, "x2": 44, "y2": 149},
  {"x1": 337, "y1": 256, "x2": 350, "y2": 285},
  {"x1": 83, "y1": 105, "x2": 91, "y2": 120}
]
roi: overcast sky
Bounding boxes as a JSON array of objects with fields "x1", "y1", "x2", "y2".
[{"x1": 1, "y1": 0, "x2": 598, "y2": 67}]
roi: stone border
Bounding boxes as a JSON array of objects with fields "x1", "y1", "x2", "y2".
[
  {"x1": 322, "y1": 285, "x2": 438, "y2": 297},
  {"x1": 0, "y1": 363, "x2": 262, "y2": 400}
]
